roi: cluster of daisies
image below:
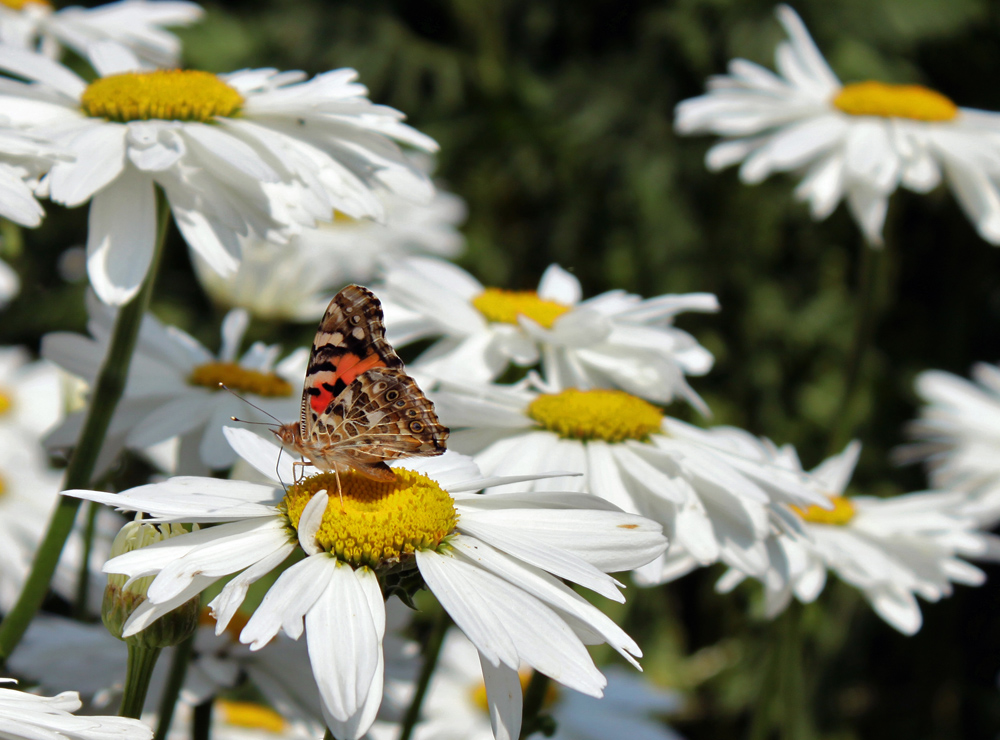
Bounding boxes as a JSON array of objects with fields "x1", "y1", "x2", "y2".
[{"x1": 2, "y1": 2, "x2": 1000, "y2": 740}]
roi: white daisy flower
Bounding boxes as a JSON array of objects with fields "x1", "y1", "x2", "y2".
[
  {"x1": 0, "y1": 345, "x2": 65, "y2": 440},
  {"x1": 0, "y1": 122, "x2": 67, "y2": 228},
  {"x1": 372, "y1": 627, "x2": 685, "y2": 740},
  {"x1": 163, "y1": 698, "x2": 317, "y2": 740},
  {"x1": 714, "y1": 437, "x2": 1000, "y2": 635},
  {"x1": 378, "y1": 258, "x2": 719, "y2": 410},
  {"x1": 0, "y1": 0, "x2": 202, "y2": 67},
  {"x1": 64, "y1": 428, "x2": 668, "y2": 740},
  {"x1": 431, "y1": 377, "x2": 827, "y2": 585},
  {"x1": 0, "y1": 678, "x2": 152, "y2": 740},
  {"x1": 192, "y1": 170, "x2": 466, "y2": 322},
  {"x1": 0, "y1": 42, "x2": 437, "y2": 305},
  {"x1": 675, "y1": 4, "x2": 1000, "y2": 246},
  {"x1": 900, "y1": 362, "x2": 1000, "y2": 523},
  {"x1": 12, "y1": 611, "x2": 324, "y2": 731},
  {"x1": 44, "y1": 295, "x2": 305, "y2": 471}
]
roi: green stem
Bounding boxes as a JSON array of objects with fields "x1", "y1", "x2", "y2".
[
  {"x1": 119, "y1": 643, "x2": 163, "y2": 719},
  {"x1": 826, "y1": 243, "x2": 887, "y2": 455},
  {"x1": 748, "y1": 606, "x2": 813, "y2": 740},
  {"x1": 153, "y1": 633, "x2": 195, "y2": 740},
  {"x1": 72, "y1": 502, "x2": 98, "y2": 620},
  {"x1": 0, "y1": 191, "x2": 172, "y2": 664},
  {"x1": 519, "y1": 672, "x2": 553, "y2": 739},
  {"x1": 398, "y1": 608, "x2": 450, "y2": 740},
  {"x1": 192, "y1": 698, "x2": 213, "y2": 740}
]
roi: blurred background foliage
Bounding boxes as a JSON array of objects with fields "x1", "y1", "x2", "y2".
[{"x1": 5, "y1": 0, "x2": 1000, "y2": 737}]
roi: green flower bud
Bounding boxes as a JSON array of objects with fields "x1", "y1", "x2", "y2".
[{"x1": 102, "y1": 518, "x2": 200, "y2": 649}]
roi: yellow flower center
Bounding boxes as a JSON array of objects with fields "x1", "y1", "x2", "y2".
[
  {"x1": 472, "y1": 288, "x2": 570, "y2": 329},
  {"x1": 0, "y1": 473, "x2": 6, "y2": 499},
  {"x1": 332, "y1": 210, "x2": 358, "y2": 224},
  {"x1": 217, "y1": 700, "x2": 286, "y2": 733},
  {"x1": 791, "y1": 495, "x2": 856, "y2": 526},
  {"x1": 833, "y1": 81, "x2": 958, "y2": 122},
  {"x1": 0, "y1": 389, "x2": 11, "y2": 417},
  {"x1": 80, "y1": 70, "x2": 244, "y2": 124},
  {"x1": 527, "y1": 388, "x2": 664, "y2": 443},
  {"x1": 471, "y1": 670, "x2": 560, "y2": 713},
  {"x1": 187, "y1": 362, "x2": 292, "y2": 398},
  {"x1": 0, "y1": 0, "x2": 50, "y2": 9},
  {"x1": 281, "y1": 469, "x2": 458, "y2": 569}
]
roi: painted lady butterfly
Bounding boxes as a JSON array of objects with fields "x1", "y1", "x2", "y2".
[{"x1": 274, "y1": 285, "x2": 448, "y2": 491}]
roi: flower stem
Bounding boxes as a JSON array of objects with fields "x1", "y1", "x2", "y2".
[
  {"x1": 0, "y1": 218, "x2": 23, "y2": 259},
  {"x1": 0, "y1": 191, "x2": 172, "y2": 664},
  {"x1": 519, "y1": 672, "x2": 553, "y2": 739},
  {"x1": 193, "y1": 698, "x2": 213, "y2": 740},
  {"x1": 120, "y1": 643, "x2": 163, "y2": 719},
  {"x1": 826, "y1": 242, "x2": 888, "y2": 455},
  {"x1": 154, "y1": 633, "x2": 195, "y2": 740},
  {"x1": 398, "y1": 607, "x2": 450, "y2": 740},
  {"x1": 72, "y1": 502, "x2": 99, "y2": 620}
]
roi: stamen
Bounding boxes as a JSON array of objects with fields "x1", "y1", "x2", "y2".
[
  {"x1": 216, "y1": 700, "x2": 286, "y2": 732},
  {"x1": 528, "y1": 388, "x2": 664, "y2": 443},
  {"x1": 472, "y1": 288, "x2": 570, "y2": 329},
  {"x1": 81, "y1": 70, "x2": 244, "y2": 123},
  {"x1": 281, "y1": 469, "x2": 458, "y2": 569},
  {"x1": 833, "y1": 81, "x2": 958, "y2": 122},
  {"x1": 791, "y1": 495, "x2": 856, "y2": 526},
  {"x1": 188, "y1": 362, "x2": 292, "y2": 398}
]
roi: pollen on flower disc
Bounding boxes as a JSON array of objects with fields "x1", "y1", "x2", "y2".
[
  {"x1": 81, "y1": 70, "x2": 244, "y2": 123},
  {"x1": 282, "y1": 469, "x2": 458, "y2": 569},
  {"x1": 187, "y1": 362, "x2": 292, "y2": 398},
  {"x1": 528, "y1": 388, "x2": 664, "y2": 443},
  {"x1": 472, "y1": 288, "x2": 570, "y2": 329},
  {"x1": 791, "y1": 495, "x2": 856, "y2": 526},
  {"x1": 833, "y1": 81, "x2": 958, "y2": 122}
]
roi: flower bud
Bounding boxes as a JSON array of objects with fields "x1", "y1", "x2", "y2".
[{"x1": 102, "y1": 518, "x2": 199, "y2": 649}]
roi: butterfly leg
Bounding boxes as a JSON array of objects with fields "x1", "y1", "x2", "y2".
[{"x1": 334, "y1": 465, "x2": 345, "y2": 509}]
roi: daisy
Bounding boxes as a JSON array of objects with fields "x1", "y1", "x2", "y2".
[
  {"x1": 714, "y1": 436, "x2": 1000, "y2": 635},
  {"x1": 430, "y1": 376, "x2": 828, "y2": 585},
  {"x1": 44, "y1": 295, "x2": 305, "y2": 471},
  {"x1": 0, "y1": 122, "x2": 68, "y2": 228},
  {"x1": 64, "y1": 428, "x2": 668, "y2": 740},
  {"x1": 372, "y1": 627, "x2": 685, "y2": 740},
  {"x1": 0, "y1": 678, "x2": 152, "y2": 740},
  {"x1": 0, "y1": 345, "x2": 65, "y2": 440},
  {"x1": 163, "y1": 699, "x2": 318, "y2": 740},
  {"x1": 192, "y1": 166, "x2": 466, "y2": 322},
  {"x1": 12, "y1": 611, "x2": 324, "y2": 731},
  {"x1": 900, "y1": 362, "x2": 1000, "y2": 523},
  {"x1": 675, "y1": 4, "x2": 1000, "y2": 246},
  {"x1": 0, "y1": 42, "x2": 437, "y2": 305},
  {"x1": 0, "y1": 0, "x2": 202, "y2": 67},
  {"x1": 378, "y1": 258, "x2": 719, "y2": 411}
]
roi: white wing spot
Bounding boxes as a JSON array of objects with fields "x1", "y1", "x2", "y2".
[{"x1": 352, "y1": 327, "x2": 365, "y2": 340}]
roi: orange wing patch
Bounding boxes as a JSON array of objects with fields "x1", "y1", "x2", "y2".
[{"x1": 308, "y1": 352, "x2": 388, "y2": 414}]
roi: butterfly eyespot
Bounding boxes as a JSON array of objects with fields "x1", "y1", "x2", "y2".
[
  {"x1": 386, "y1": 389, "x2": 399, "y2": 401},
  {"x1": 406, "y1": 408, "x2": 417, "y2": 417},
  {"x1": 410, "y1": 421, "x2": 424, "y2": 432},
  {"x1": 351, "y1": 315, "x2": 362, "y2": 325},
  {"x1": 394, "y1": 399, "x2": 406, "y2": 408}
]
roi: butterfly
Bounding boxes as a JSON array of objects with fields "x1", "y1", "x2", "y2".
[{"x1": 273, "y1": 284, "x2": 448, "y2": 497}]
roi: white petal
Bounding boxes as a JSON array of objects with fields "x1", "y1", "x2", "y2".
[
  {"x1": 306, "y1": 564, "x2": 382, "y2": 727},
  {"x1": 480, "y1": 653, "x2": 522, "y2": 740},
  {"x1": 86, "y1": 167, "x2": 156, "y2": 305},
  {"x1": 240, "y1": 554, "x2": 336, "y2": 648}
]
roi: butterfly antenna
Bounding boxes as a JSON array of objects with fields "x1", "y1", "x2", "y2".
[
  {"x1": 275, "y1": 445, "x2": 288, "y2": 494},
  {"x1": 219, "y1": 383, "x2": 283, "y2": 425}
]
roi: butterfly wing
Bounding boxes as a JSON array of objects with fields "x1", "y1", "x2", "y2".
[
  {"x1": 312, "y1": 366, "x2": 450, "y2": 477},
  {"x1": 299, "y1": 284, "x2": 404, "y2": 441}
]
